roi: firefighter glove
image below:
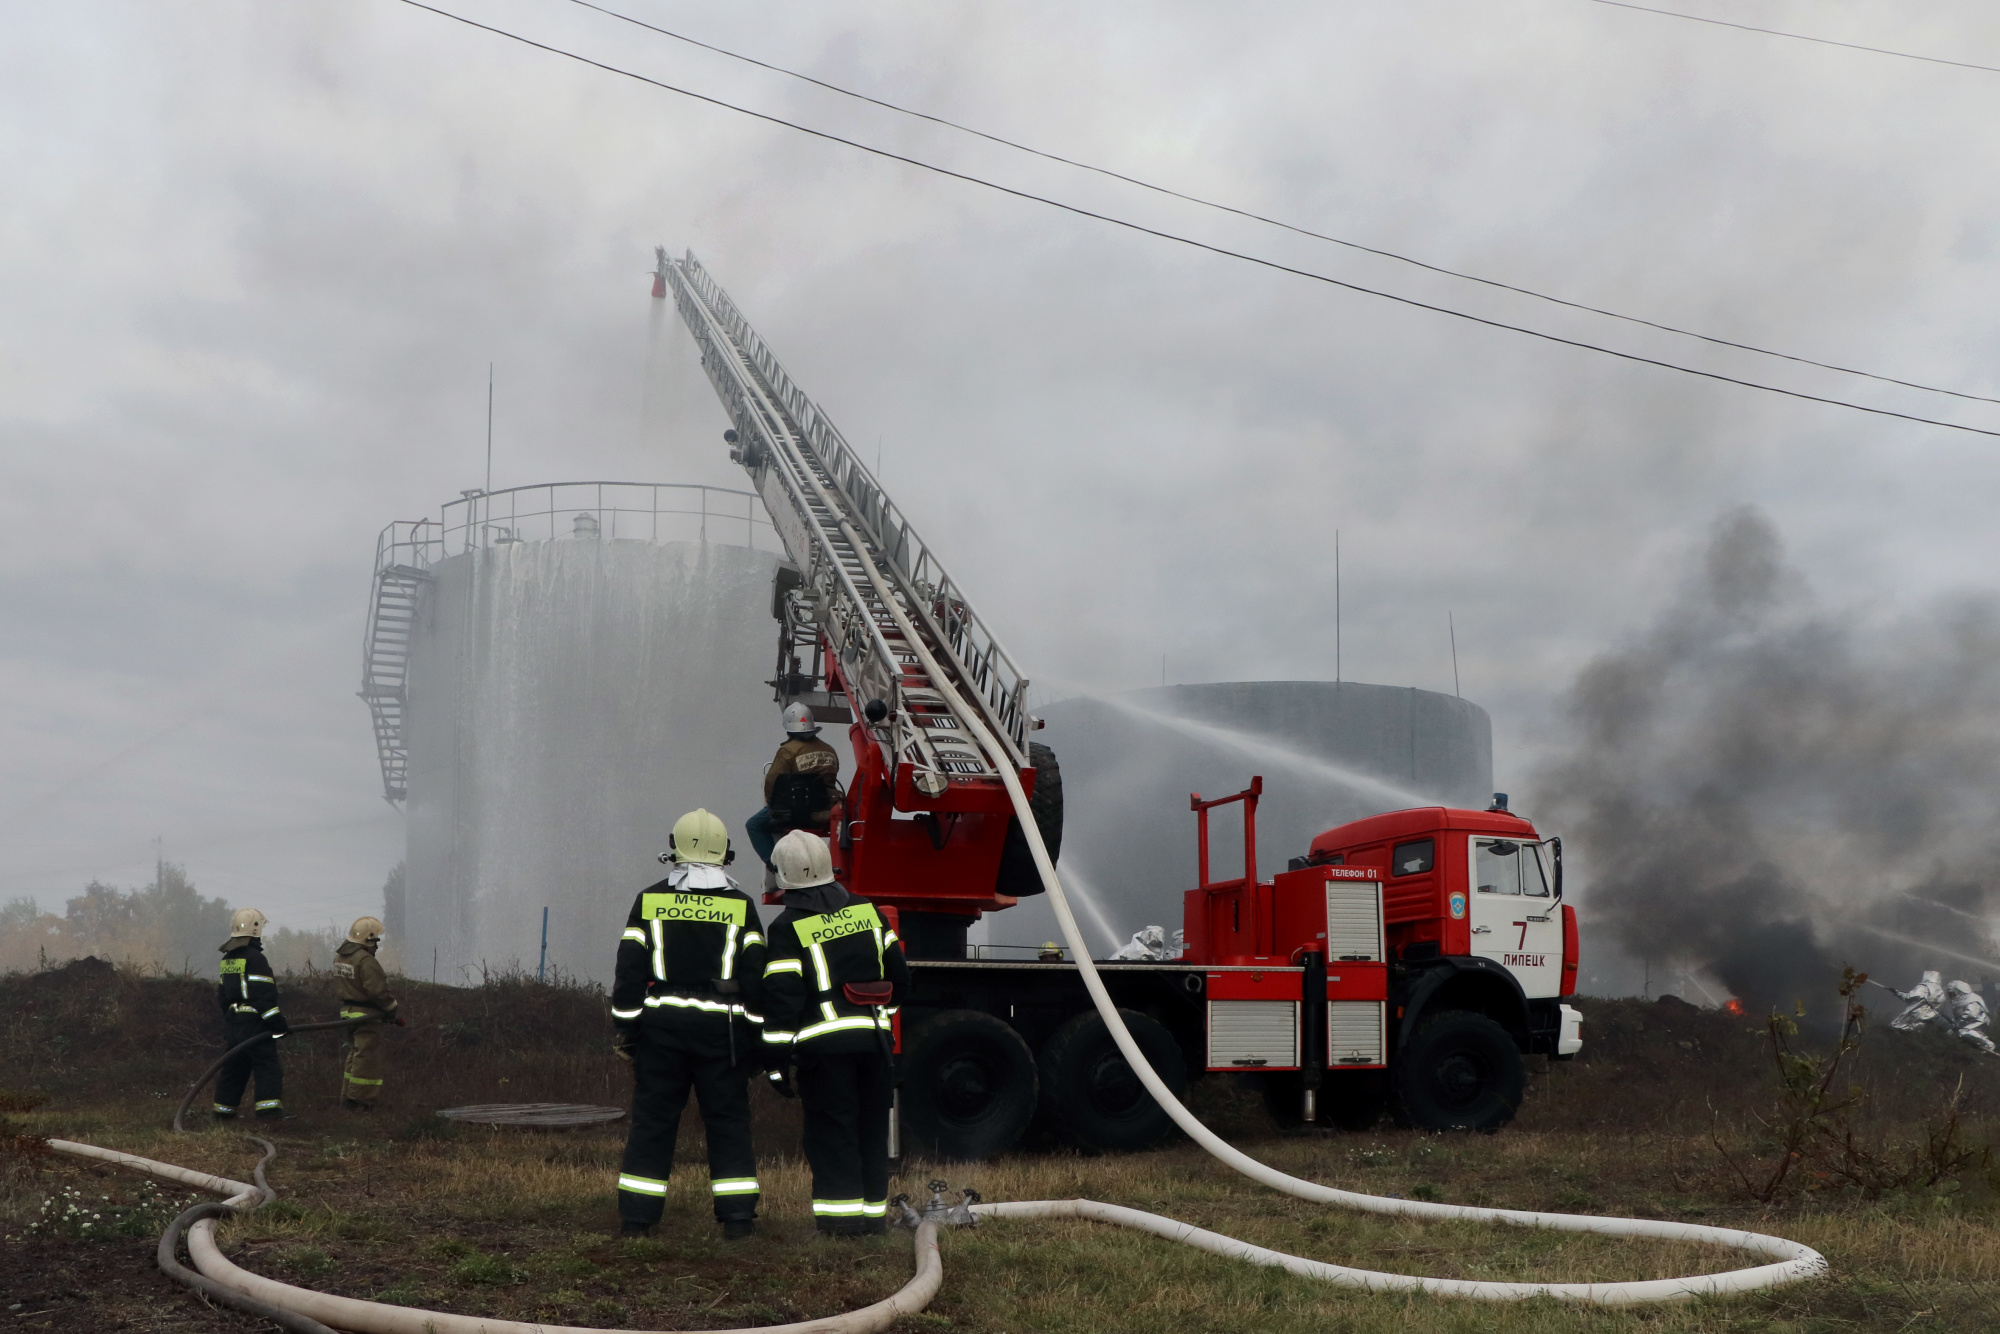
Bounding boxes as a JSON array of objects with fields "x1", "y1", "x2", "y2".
[{"x1": 266, "y1": 1013, "x2": 291, "y2": 1037}]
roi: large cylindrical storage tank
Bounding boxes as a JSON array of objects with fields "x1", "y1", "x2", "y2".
[
  {"x1": 996, "y1": 682, "x2": 1493, "y2": 954},
  {"x1": 392, "y1": 484, "x2": 780, "y2": 984}
]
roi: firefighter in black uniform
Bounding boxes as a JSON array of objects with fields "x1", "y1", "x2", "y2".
[
  {"x1": 761, "y1": 829, "x2": 910, "y2": 1235},
  {"x1": 214, "y1": 907, "x2": 290, "y2": 1120},
  {"x1": 612, "y1": 809, "x2": 767, "y2": 1240}
]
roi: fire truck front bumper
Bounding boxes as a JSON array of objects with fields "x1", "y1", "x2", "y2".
[{"x1": 1556, "y1": 1003, "x2": 1583, "y2": 1059}]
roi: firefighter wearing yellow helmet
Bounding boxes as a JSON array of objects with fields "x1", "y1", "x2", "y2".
[
  {"x1": 213, "y1": 907, "x2": 290, "y2": 1120},
  {"x1": 761, "y1": 830, "x2": 909, "y2": 1235},
  {"x1": 334, "y1": 914, "x2": 400, "y2": 1111},
  {"x1": 610, "y1": 809, "x2": 768, "y2": 1239}
]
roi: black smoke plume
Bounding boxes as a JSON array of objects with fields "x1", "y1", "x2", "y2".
[{"x1": 1536, "y1": 507, "x2": 2000, "y2": 1014}]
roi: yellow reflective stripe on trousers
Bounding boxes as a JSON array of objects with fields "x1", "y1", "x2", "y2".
[
  {"x1": 862, "y1": 1200, "x2": 887, "y2": 1217},
  {"x1": 710, "y1": 1178, "x2": 760, "y2": 1195},
  {"x1": 343, "y1": 1073, "x2": 383, "y2": 1086},
  {"x1": 256, "y1": 1099, "x2": 282, "y2": 1110},
  {"x1": 618, "y1": 1174, "x2": 668, "y2": 1196},
  {"x1": 812, "y1": 1198, "x2": 866, "y2": 1216}
]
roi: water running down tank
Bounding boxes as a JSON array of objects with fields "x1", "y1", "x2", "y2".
[{"x1": 368, "y1": 482, "x2": 780, "y2": 985}]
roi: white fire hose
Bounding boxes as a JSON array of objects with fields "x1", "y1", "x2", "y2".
[{"x1": 48, "y1": 1135, "x2": 941, "y2": 1334}]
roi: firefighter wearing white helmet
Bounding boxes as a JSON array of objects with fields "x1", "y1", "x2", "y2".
[
  {"x1": 760, "y1": 830, "x2": 909, "y2": 1235},
  {"x1": 1891, "y1": 970, "x2": 1948, "y2": 1032},
  {"x1": 1945, "y1": 980, "x2": 1995, "y2": 1055},
  {"x1": 213, "y1": 907, "x2": 290, "y2": 1120},
  {"x1": 334, "y1": 914, "x2": 401, "y2": 1111},
  {"x1": 744, "y1": 701, "x2": 844, "y2": 889},
  {"x1": 610, "y1": 809, "x2": 768, "y2": 1239}
]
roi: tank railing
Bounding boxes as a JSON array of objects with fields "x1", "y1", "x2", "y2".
[
  {"x1": 676, "y1": 252, "x2": 1032, "y2": 757},
  {"x1": 369, "y1": 483, "x2": 776, "y2": 577}
]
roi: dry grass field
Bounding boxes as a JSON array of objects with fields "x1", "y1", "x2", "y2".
[{"x1": 4, "y1": 958, "x2": 1998, "y2": 1332}]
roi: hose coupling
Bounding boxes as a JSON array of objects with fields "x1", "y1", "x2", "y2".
[{"x1": 892, "y1": 1181, "x2": 981, "y2": 1228}]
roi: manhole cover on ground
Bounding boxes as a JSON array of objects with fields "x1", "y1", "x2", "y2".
[{"x1": 437, "y1": 1103, "x2": 626, "y2": 1128}]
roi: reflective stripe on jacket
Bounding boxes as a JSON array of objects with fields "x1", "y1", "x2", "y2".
[
  {"x1": 761, "y1": 889, "x2": 909, "y2": 1057},
  {"x1": 218, "y1": 941, "x2": 283, "y2": 1026},
  {"x1": 610, "y1": 866, "x2": 766, "y2": 1031}
]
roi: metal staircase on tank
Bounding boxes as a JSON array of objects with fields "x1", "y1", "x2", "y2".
[
  {"x1": 661, "y1": 251, "x2": 1032, "y2": 790},
  {"x1": 359, "y1": 542, "x2": 434, "y2": 806}
]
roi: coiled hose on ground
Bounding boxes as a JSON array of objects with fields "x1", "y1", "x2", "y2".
[{"x1": 50, "y1": 1136, "x2": 940, "y2": 1334}]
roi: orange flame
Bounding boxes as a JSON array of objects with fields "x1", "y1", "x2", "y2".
[{"x1": 1723, "y1": 998, "x2": 1745, "y2": 1016}]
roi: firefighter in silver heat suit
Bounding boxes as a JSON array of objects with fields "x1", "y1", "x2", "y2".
[
  {"x1": 1891, "y1": 970, "x2": 1948, "y2": 1032},
  {"x1": 1944, "y1": 980, "x2": 1996, "y2": 1055}
]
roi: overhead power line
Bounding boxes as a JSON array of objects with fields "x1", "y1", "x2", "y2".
[
  {"x1": 1591, "y1": 0, "x2": 2000, "y2": 78},
  {"x1": 394, "y1": 0, "x2": 2000, "y2": 441},
  {"x1": 563, "y1": 0, "x2": 2000, "y2": 408}
]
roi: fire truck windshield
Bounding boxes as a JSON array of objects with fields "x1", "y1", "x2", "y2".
[{"x1": 1474, "y1": 839, "x2": 1552, "y2": 897}]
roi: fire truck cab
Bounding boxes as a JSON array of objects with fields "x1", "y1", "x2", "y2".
[{"x1": 1176, "y1": 781, "x2": 1583, "y2": 1135}]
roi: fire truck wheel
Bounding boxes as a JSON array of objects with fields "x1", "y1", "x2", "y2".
[
  {"x1": 995, "y1": 743, "x2": 1064, "y2": 897},
  {"x1": 1392, "y1": 1011, "x2": 1525, "y2": 1132},
  {"x1": 1038, "y1": 1009, "x2": 1187, "y2": 1153},
  {"x1": 901, "y1": 1010, "x2": 1039, "y2": 1160}
]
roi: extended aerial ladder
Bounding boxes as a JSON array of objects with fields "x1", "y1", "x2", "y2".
[{"x1": 657, "y1": 249, "x2": 1060, "y2": 955}]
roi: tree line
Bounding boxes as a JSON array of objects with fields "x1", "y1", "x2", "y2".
[{"x1": 0, "y1": 862, "x2": 402, "y2": 977}]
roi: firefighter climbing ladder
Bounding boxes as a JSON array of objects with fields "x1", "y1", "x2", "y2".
[{"x1": 660, "y1": 250, "x2": 1031, "y2": 790}]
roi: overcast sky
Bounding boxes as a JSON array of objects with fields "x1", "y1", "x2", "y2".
[{"x1": 6, "y1": 0, "x2": 2000, "y2": 937}]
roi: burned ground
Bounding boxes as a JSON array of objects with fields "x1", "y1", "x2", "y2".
[{"x1": 4, "y1": 962, "x2": 1998, "y2": 1332}]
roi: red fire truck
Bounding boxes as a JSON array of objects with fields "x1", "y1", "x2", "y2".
[
  {"x1": 657, "y1": 251, "x2": 1584, "y2": 1159},
  {"x1": 888, "y1": 780, "x2": 1581, "y2": 1157}
]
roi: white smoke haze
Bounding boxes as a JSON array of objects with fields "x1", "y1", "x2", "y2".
[
  {"x1": 9, "y1": 2, "x2": 2000, "y2": 954},
  {"x1": 1536, "y1": 507, "x2": 2000, "y2": 1013}
]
